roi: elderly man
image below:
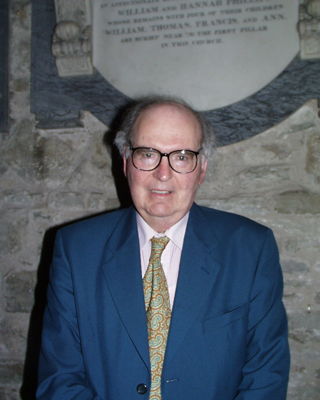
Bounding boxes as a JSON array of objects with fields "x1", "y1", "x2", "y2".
[{"x1": 37, "y1": 97, "x2": 290, "y2": 400}]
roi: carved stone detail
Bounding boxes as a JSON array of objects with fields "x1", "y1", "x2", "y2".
[
  {"x1": 52, "y1": 0, "x2": 93, "y2": 77},
  {"x1": 299, "y1": 0, "x2": 320, "y2": 60}
]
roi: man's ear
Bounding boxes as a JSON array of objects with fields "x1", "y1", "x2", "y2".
[
  {"x1": 122, "y1": 154, "x2": 127, "y2": 177},
  {"x1": 199, "y1": 158, "x2": 208, "y2": 185}
]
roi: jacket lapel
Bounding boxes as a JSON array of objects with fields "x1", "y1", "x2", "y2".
[
  {"x1": 165, "y1": 204, "x2": 222, "y2": 363},
  {"x1": 101, "y1": 208, "x2": 150, "y2": 369}
]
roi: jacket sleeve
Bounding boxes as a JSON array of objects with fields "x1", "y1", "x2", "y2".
[
  {"x1": 234, "y1": 229, "x2": 290, "y2": 399},
  {"x1": 36, "y1": 231, "x2": 103, "y2": 400}
]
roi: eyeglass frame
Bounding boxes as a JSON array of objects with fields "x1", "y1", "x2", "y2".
[{"x1": 129, "y1": 145, "x2": 202, "y2": 174}]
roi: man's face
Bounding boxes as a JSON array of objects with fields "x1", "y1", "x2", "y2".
[{"x1": 123, "y1": 104, "x2": 208, "y2": 232}]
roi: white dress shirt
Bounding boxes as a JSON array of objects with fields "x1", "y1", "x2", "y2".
[{"x1": 136, "y1": 212, "x2": 189, "y2": 308}]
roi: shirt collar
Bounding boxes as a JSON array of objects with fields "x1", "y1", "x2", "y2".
[{"x1": 136, "y1": 212, "x2": 189, "y2": 250}]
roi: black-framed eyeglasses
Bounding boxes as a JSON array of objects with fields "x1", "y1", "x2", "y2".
[{"x1": 130, "y1": 146, "x2": 201, "y2": 174}]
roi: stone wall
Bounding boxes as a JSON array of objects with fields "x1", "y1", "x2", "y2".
[
  {"x1": 0, "y1": 1, "x2": 319, "y2": 399},
  {"x1": 198, "y1": 100, "x2": 320, "y2": 400}
]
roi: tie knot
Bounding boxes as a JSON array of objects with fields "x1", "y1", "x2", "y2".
[{"x1": 150, "y1": 236, "x2": 170, "y2": 260}]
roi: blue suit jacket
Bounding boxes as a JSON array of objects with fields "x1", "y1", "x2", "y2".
[{"x1": 37, "y1": 204, "x2": 290, "y2": 399}]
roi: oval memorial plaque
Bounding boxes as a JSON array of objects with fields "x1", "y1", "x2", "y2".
[{"x1": 95, "y1": 0, "x2": 299, "y2": 110}]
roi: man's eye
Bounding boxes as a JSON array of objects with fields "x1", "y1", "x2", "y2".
[
  {"x1": 142, "y1": 152, "x2": 155, "y2": 158},
  {"x1": 174, "y1": 153, "x2": 190, "y2": 162}
]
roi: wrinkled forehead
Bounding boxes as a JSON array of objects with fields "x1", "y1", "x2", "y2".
[{"x1": 131, "y1": 103, "x2": 203, "y2": 143}]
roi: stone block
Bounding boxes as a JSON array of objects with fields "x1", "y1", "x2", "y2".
[
  {"x1": 0, "y1": 361, "x2": 23, "y2": 385},
  {"x1": 306, "y1": 132, "x2": 320, "y2": 185},
  {"x1": 282, "y1": 259, "x2": 309, "y2": 274},
  {"x1": 260, "y1": 143, "x2": 292, "y2": 161},
  {"x1": 237, "y1": 164, "x2": 291, "y2": 191},
  {"x1": 33, "y1": 134, "x2": 85, "y2": 186},
  {"x1": 288, "y1": 384, "x2": 320, "y2": 400},
  {"x1": 48, "y1": 192, "x2": 86, "y2": 210},
  {"x1": 288, "y1": 310, "x2": 320, "y2": 334},
  {"x1": 288, "y1": 345, "x2": 320, "y2": 400},
  {"x1": 287, "y1": 309, "x2": 320, "y2": 399},
  {"x1": 0, "y1": 387, "x2": 20, "y2": 400},
  {"x1": 289, "y1": 327, "x2": 319, "y2": 345},
  {"x1": 0, "y1": 314, "x2": 29, "y2": 357},
  {"x1": 0, "y1": 212, "x2": 28, "y2": 256},
  {"x1": 0, "y1": 192, "x2": 46, "y2": 209},
  {"x1": 4, "y1": 270, "x2": 36, "y2": 313},
  {"x1": 65, "y1": 129, "x2": 116, "y2": 193},
  {"x1": 274, "y1": 191, "x2": 320, "y2": 214},
  {"x1": 67, "y1": 159, "x2": 115, "y2": 193},
  {"x1": 87, "y1": 193, "x2": 119, "y2": 211},
  {"x1": 12, "y1": 78, "x2": 28, "y2": 92},
  {"x1": 0, "y1": 120, "x2": 37, "y2": 184}
]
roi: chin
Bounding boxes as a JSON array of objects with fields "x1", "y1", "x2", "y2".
[{"x1": 147, "y1": 204, "x2": 175, "y2": 218}]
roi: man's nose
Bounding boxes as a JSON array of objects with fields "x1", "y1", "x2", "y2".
[{"x1": 153, "y1": 156, "x2": 173, "y2": 181}]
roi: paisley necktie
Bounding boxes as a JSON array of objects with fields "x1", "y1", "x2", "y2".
[{"x1": 143, "y1": 236, "x2": 171, "y2": 400}]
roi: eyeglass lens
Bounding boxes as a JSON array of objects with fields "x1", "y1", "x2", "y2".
[{"x1": 132, "y1": 148, "x2": 198, "y2": 173}]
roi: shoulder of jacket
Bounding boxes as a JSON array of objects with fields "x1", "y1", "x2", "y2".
[{"x1": 58, "y1": 207, "x2": 132, "y2": 239}]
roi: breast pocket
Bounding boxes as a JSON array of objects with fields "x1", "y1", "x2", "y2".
[
  {"x1": 203, "y1": 303, "x2": 248, "y2": 332},
  {"x1": 201, "y1": 303, "x2": 249, "y2": 374}
]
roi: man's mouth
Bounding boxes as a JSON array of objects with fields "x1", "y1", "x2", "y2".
[{"x1": 151, "y1": 189, "x2": 171, "y2": 194}]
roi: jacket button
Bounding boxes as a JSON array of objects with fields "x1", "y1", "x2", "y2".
[{"x1": 136, "y1": 383, "x2": 148, "y2": 394}]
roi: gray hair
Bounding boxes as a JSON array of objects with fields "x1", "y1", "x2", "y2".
[{"x1": 114, "y1": 96, "x2": 215, "y2": 159}]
